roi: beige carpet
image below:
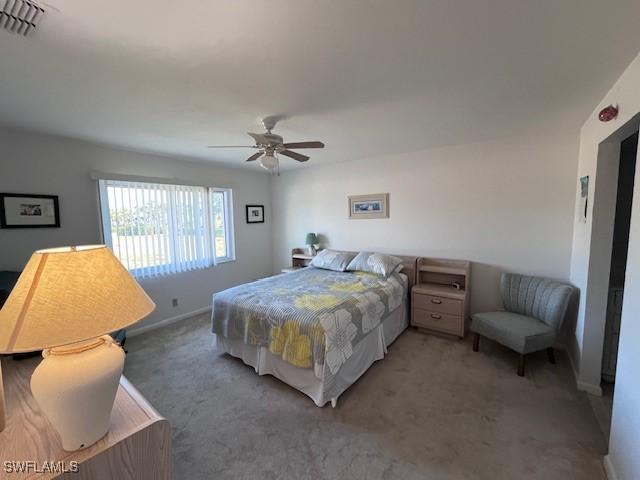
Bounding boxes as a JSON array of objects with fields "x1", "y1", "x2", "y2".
[{"x1": 123, "y1": 314, "x2": 606, "y2": 480}]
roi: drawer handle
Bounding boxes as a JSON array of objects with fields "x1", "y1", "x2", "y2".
[
  {"x1": 431, "y1": 299, "x2": 442, "y2": 304},
  {"x1": 430, "y1": 314, "x2": 442, "y2": 319}
]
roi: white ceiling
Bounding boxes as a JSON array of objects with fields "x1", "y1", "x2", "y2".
[{"x1": 0, "y1": 0, "x2": 639, "y2": 170}]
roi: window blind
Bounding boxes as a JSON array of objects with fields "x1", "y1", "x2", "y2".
[{"x1": 99, "y1": 180, "x2": 215, "y2": 278}]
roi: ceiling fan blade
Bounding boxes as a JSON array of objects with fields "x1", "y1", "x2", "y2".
[
  {"x1": 208, "y1": 145, "x2": 258, "y2": 148},
  {"x1": 282, "y1": 141, "x2": 325, "y2": 149},
  {"x1": 247, "y1": 132, "x2": 266, "y2": 143},
  {"x1": 246, "y1": 151, "x2": 265, "y2": 162},
  {"x1": 280, "y1": 150, "x2": 310, "y2": 162}
]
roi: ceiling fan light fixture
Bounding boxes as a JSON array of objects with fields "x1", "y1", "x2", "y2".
[{"x1": 259, "y1": 151, "x2": 278, "y2": 172}]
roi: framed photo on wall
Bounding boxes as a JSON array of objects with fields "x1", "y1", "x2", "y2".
[
  {"x1": 246, "y1": 204, "x2": 265, "y2": 224},
  {"x1": 348, "y1": 193, "x2": 389, "y2": 219},
  {"x1": 0, "y1": 193, "x2": 60, "y2": 228},
  {"x1": 579, "y1": 176, "x2": 589, "y2": 224}
]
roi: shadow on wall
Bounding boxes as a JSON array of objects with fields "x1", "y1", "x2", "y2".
[
  {"x1": 469, "y1": 264, "x2": 579, "y2": 337},
  {"x1": 469, "y1": 263, "x2": 504, "y2": 313},
  {"x1": 559, "y1": 288, "x2": 581, "y2": 352},
  {"x1": 292, "y1": 251, "x2": 578, "y2": 336},
  {"x1": 316, "y1": 233, "x2": 330, "y2": 249}
]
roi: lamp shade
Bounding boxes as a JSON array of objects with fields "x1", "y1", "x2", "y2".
[
  {"x1": 0, "y1": 245, "x2": 155, "y2": 353},
  {"x1": 305, "y1": 233, "x2": 319, "y2": 245}
]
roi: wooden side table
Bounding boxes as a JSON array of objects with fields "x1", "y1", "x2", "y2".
[
  {"x1": 412, "y1": 258, "x2": 471, "y2": 338},
  {"x1": 0, "y1": 357, "x2": 173, "y2": 480},
  {"x1": 291, "y1": 248, "x2": 315, "y2": 268}
]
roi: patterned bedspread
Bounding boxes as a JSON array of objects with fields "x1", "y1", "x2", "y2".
[{"x1": 211, "y1": 267, "x2": 407, "y2": 375}]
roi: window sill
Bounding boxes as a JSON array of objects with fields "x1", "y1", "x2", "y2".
[
  {"x1": 215, "y1": 257, "x2": 236, "y2": 264},
  {"x1": 131, "y1": 259, "x2": 236, "y2": 279}
]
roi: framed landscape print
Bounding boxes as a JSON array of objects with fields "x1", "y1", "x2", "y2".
[
  {"x1": 246, "y1": 204, "x2": 265, "y2": 223},
  {"x1": 0, "y1": 193, "x2": 60, "y2": 228},
  {"x1": 348, "y1": 193, "x2": 389, "y2": 219}
]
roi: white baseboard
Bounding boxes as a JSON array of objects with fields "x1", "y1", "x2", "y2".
[
  {"x1": 127, "y1": 306, "x2": 212, "y2": 338},
  {"x1": 578, "y1": 380, "x2": 603, "y2": 396},
  {"x1": 561, "y1": 339, "x2": 603, "y2": 397},
  {"x1": 603, "y1": 455, "x2": 618, "y2": 480}
]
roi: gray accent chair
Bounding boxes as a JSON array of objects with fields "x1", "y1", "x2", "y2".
[{"x1": 470, "y1": 273, "x2": 573, "y2": 376}]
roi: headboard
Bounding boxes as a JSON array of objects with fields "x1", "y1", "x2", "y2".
[{"x1": 393, "y1": 255, "x2": 418, "y2": 292}]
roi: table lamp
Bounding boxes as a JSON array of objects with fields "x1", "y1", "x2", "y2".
[
  {"x1": 0, "y1": 245, "x2": 155, "y2": 451},
  {"x1": 305, "y1": 233, "x2": 319, "y2": 256}
]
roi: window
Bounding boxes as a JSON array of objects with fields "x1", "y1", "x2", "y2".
[{"x1": 98, "y1": 179, "x2": 235, "y2": 278}]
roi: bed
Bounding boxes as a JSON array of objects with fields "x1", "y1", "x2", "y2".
[{"x1": 211, "y1": 254, "x2": 417, "y2": 407}]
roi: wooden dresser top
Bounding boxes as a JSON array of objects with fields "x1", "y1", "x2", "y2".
[{"x1": 0, "y1": 357, "x2": 167, "y2": 479}]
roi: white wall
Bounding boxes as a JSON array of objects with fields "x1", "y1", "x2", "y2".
[
  {"x1": 0, "y1": 127, "x2": 272, "y2": 330},
  {"x1": 569, "y1": 51, "x2": 640, "y2": 480},
  {"x1": 272, "y1": 128, "x2": 579, "y2": 316}
]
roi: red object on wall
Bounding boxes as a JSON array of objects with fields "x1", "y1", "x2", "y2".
[{"x1": 599, "y1": 105, "x2": 619, "y2": 122}]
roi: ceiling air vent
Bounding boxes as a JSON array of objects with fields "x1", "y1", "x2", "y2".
[{"x1": 0, "y1": 0, "x2": 45, "y2": 36}]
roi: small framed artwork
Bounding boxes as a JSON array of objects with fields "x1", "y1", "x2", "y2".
[
  {"x1": 348, "y1": 193, "x2": 389, "y2": 219},
  {"x1": 0, "y1": 193, "x2": 60, "y2": 228},
  {"x1": 246, "y1": 204, "x2": 265, "y2": 223},
  {"x1": 579, "y1": 176, "x2": 589, "y2": 224}
]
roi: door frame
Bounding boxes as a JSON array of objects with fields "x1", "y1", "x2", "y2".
[{"x1": 580, "y1": 114, "x2": 640, "y2": 392}]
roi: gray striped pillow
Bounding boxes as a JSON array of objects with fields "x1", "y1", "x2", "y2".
[
  {"x1": 346, "y1": 252, "x2": 403, "y2": 278},
  {"x1": 309, "y1": 249, "x2": 357, "y2": 272}
]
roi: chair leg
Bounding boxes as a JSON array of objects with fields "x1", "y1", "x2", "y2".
[
  {"x1": 517, "y1": 354, "x2": 526, "y2": 377},
  {"x1": 472, "y1": 333, "x2": 480, "y2": 352},
  {"x1": 547, "y1": 347, "x2": 556, "y2": 364}
]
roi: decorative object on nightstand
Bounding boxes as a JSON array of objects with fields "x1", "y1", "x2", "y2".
[
  {"x1": 411, "y1": 258, "x2": 471, "y2": 338},
  {"x1": 305, "y1": 233, "x2": 319, "y2": 256},
  {"x1": 0, "y1": 245, "x2": 155, "y2": 451}
]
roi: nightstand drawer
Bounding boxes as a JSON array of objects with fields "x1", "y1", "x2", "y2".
[
  {"x1": 412, "y1": 308, "x2": 463, "y2": 335},
  {"x1": 413, "y1": 293, "x2": 462, "y2": 316}
]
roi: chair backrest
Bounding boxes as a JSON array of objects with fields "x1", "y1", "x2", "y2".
[{"x1": 500, "y1": 273, "x2": 573, "y2": 330}]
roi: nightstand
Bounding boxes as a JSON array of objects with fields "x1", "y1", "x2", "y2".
[
  {"x1": 291, "y1": 248, "x2": 315, "y2": 268},
  {"x1": 281, "y1": 248, "x2": 315, "y2": 272},
  {"x1": 412, "y1": 258, "x2": 471, "y2": 338},
  {"x1": 0, "y1": 357, "x2": 173, "y2": 479}
]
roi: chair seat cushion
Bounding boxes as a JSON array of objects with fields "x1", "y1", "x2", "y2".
[{"x1": 470, "y1": 311, "x2": 556, "y2": 354}]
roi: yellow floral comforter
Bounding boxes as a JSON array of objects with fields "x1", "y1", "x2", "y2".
[{"x1": 212, "y1": 267, "x2": 406, "y2": 374}]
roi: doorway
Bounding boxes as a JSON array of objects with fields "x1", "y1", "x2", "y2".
[{"x1": 597, "y1": 131, "x2": 638, "y2": 438}]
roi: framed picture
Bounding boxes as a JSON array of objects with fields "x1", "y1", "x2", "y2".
[
  {"x1": 246, "y1": 204, "x2": 265, "y2": 223},
  {"x1": 348, "y1": 193, "x2": 389, "y2": 219},
  {"x1": 0, "y1": 193, "x2": 60, "y2": 228},
  {"x1": 579, "y1": 176, "x2": 589, "y2": 224}
]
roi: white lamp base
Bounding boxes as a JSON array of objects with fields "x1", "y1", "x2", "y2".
[{"x1": 30, "y1": 335, "x2": 125, "y2": 451}]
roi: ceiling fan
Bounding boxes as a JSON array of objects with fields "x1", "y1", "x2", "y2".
[{"x1": 208, "y1": 116, "x2": 325, "y2": 174}]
